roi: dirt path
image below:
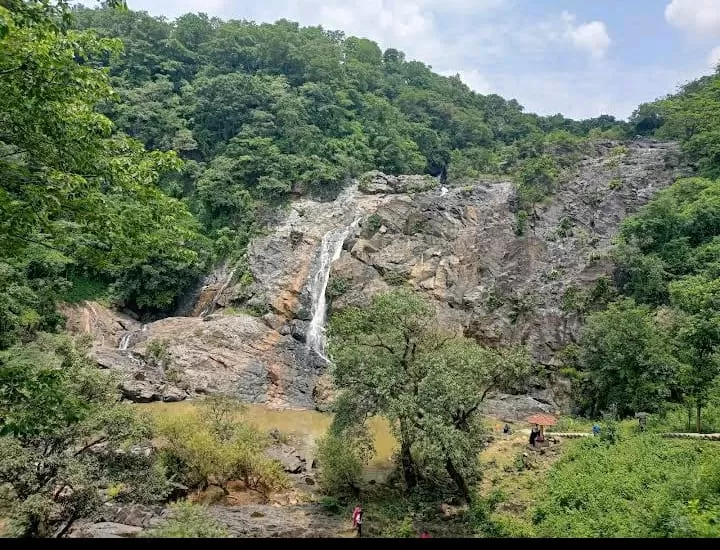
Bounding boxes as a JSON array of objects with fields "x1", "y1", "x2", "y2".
[{"x1": 478, "y1": 431, "x2": 564, "y2": 519}]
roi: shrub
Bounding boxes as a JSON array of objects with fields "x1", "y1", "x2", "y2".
[
  {"x1": 154, "y1": 407, "x2": 290, "y2": 496},
  {"x1": 315, "y1": 433, "x2": 366, "y2": 496},
  {"x1": 146, "y1": 501, "x2": 230, "y2": 538},
  {"x1": 532, "y1": 435, "x2": 720, "y2": 537},
  {"x1": 367, "y1": 213, "x2": 383, "y2": 232},
  {"x1": 146, "y1": 339, "x2": 171, "y2": 369},
  {"x1": 383, "y1": 515, "x2": 415, "y2": 538},
  {"x1": 382, "y1": 270, "x2": 409, "y2": 286},
  {"x1": 609, "y1": 177, "x2": 624, "y2": 190},
  {"x1": 328, "y1": 277, "x2": 350, "y2": 298}
]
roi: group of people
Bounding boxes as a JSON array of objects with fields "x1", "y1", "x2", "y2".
[{"x1": 351, "y1": 506, "x2": 432, "y2": 538}]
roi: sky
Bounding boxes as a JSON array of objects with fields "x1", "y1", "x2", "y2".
[{"x1": 122, "y1": 0, "x2": 720, "y2": 121}]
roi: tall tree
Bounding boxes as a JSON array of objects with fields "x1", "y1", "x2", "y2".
[{"x1": 327, "y1": 288, "x2": 531, "y2": 501}]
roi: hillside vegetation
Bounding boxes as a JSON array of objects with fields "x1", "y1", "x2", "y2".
[{"x1": 2, "y1": 0, "x2": 720, "y2": 539}]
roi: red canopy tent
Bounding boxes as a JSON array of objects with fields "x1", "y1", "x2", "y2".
[{"x1": 526, "y1": 413, "x2": 557, "y2": 427}]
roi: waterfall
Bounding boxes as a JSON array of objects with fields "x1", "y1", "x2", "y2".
[
  {"x1": 118, "y1": 324, "x2": 148, "y2": 351},
  {"x1": 118, "y1": 332, "x2": 132, "y2": 351},
  {"x1": 305, "y1": 220, "x2": 359, "y2": 360},
  {"x1": 200, "y1": 268, "x2": 237, "y2": 318}
]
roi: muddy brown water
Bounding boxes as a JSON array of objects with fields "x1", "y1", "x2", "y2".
[{"x1": 136, "y1": 402, "x2": 398, "y2": 480}]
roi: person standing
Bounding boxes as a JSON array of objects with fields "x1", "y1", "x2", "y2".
[
  {"x1": 352, "y1": 505, "x2": 363, "y2": 538},
  {"x1": 529, "y1": 424, "x2": 540, "y2": 447}
]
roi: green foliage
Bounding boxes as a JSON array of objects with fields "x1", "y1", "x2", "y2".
[
  {"x1": 145, "y1": 501, "x2": 230, "y2": 538},
  {"x1": 532, "y1": 435, "x2": 720, "y2": 537},
  {"x1": 145, "y1": 339, "x2": 171, "y2": 370},
  {"x1": 327, "y1": 288, "x2": 532, "y2": 501},
  {"x1": 515, "y1": 210, "x2": 529, "y2": 236},
  {"x1": 0, "y1": 1, "x2": 211, "y2": 323},
  {"x1": 0, "y1": 333, "x2": 170, "y2": 537},
  {"x1": 366, "y1": 213, "x2": 383, "y2": 233},
  {"x1": 382, "y1": 515, "x2": 415, "y2": 538},
  {"x1": 573, "y1": 299, "x2": 678, "y2": 418},
  {"x1": 515, "y1": 154, "x2": 560, "y2": 210},
  {"x1": 153, "y1": 403, "x2": 290, "y2": 495},
  {"x1": 320, "y1": 495, "x2": 343, "y2": 515},
  {"x1": 382, "y1": 270, "x2": 409, "y2": 286},
  {"x1": 60, "y1": 275, "x2": 111, "y2": 305},
  {"x1": 609, "y1": 177, "x2": 624, "y2": 190},
  {"x1": 315, "y1": 432, "x2": 370, "y2": 496},
  {"x1": 327, "y1": 276, "x2": 350, "y2": 298}
]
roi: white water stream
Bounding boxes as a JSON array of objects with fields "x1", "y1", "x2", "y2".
[{"x1": 305, "y1": 219, "x2": 359, "y2": 360}]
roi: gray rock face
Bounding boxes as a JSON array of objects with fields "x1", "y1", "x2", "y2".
[
  {"x1": 62, "y1": 140, "x2": 685, "y2": 415},
  {"x1": 64, "y1": 306, "x2": 323, "y2": 409},
  {"x1": 67, "y1": 522, "x2": 143, "y2": 538},
  {"x1": 221, "y1": 139, "x2": 685, "y2": 408},
  {"x1": 265, "y1": 443, "x2": 307, "y2": 474}
]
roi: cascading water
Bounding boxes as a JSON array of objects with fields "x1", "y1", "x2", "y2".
[
  {"x1": 118, "y1": 324, "x2": 148, "y2": 352},
  {"x1": 200, "y1": 268, "x2": 237, "y2": 318},
  {"x1": 305, "y1": 219, "x2": 360, "y2": 360}
]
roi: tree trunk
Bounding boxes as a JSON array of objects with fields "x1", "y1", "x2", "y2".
[
  {"x1": 696, "y1": 402, "x2": 702, "y2": 434},
  {"x1": 400, "y1": 440, "x2": 418, "y2": 492},
  {"x1": 445, "y1": 458, "x2": 471, "y2": 504}
]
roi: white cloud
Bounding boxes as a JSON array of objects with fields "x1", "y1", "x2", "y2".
[
  {"x1": 569, "y1": 21, "x2": 611, "y2": 59},
  {"x1": 560, "y1": 11, "x2": 611, "y2": 59},
  {"x1": 665, "y1": 0, "x2": 720, "y2": 37},
  {"x1": 708, "y1": 46, "x2": 720, "y2": 68}
]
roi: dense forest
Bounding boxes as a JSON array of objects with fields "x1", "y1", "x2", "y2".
[{"x1": 1, "y1": 0, "x2": 720, "y2": 539}]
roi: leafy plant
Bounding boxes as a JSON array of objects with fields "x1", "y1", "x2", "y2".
[{"x1": 146, "y1": 501, "x2": 230, "y2": 538}]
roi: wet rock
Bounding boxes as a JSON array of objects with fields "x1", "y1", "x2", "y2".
[{"x1": 64, "y1": 306, "x2": 319, "y2": 409}]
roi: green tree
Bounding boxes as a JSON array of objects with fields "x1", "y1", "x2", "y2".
[
  {"x1": 574, "y1": 298, "x2": 678, "y2": 418},
  {"x1": 515, "y1": 154, "x2": 560, "y2": 211},
  {"x1": 669, "y1": 276, "x2": 720, "y2": 432},
  {"x1": 0, "y1": 334, "x2": 169, "y2": 537},
  {"x1": 327, "y1": 289, "x2": 532, "y2": 501}
]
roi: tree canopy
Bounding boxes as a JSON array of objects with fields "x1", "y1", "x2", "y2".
[{"x1": 327, "y1": 288, "x2": 532, "y2": 502}]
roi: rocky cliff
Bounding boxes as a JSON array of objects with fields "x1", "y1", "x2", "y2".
[{"x1": 62, "y1": 139, "x2": 684, "y2": 414}]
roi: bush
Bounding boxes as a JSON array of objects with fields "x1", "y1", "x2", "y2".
[
  {"x1": 315, "y1": 434, "x2": 366, "y2": 496},
  {"x1": 328, "y1": 276, "x2": 350, "y2": 298},
  {"x1": 154, "y1": 407, "x2": 290, "y2": 496},
  {"x1": 382, "y1": 515, "x2": 415, "y2": 538},
  {"x1": 320, "y1": 496, "x2": 343, "y2": 515},
  {"x1": 146, "y1": 501, "x2": 230, "y2": 538},
  {"x1": 532, "y1": 435, "x2": 720, "y2": 537}
]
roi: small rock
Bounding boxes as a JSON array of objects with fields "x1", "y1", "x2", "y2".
[
  {"x1": 250, "y1": 511, "x2": 265, "y2": 518},
  {"x1": 304, "y1": 476, "x2": 315, "y2": 486}
]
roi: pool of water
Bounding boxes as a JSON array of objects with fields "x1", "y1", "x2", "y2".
[{"x1": 136, "y1": 401, "x2": 398, "y2": 476}]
